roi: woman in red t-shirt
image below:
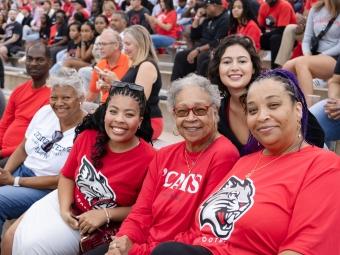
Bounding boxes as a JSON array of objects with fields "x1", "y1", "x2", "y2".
[
  {"x1": 145, "y1": 0, "x2": 178, "y2": 49},
  {"x1": 9, "y1": 83, "x2": 155, "y2": 254},
  {"x1": 150, "y1": 69, "x2": 340, "y2": 255},
  {"x1": 228, "y1": 0, "x2": 261, "y2": 51}
]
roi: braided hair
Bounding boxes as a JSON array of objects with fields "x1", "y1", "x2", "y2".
[
  {"x1": 75, "y1": 82, "x2": 152, "y2": 168},
  {"x1": 242, "y1": 69, "x2": 309, "y2": 153}
]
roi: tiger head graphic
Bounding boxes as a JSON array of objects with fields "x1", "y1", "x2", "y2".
[{"x1": 199, "y1": 176, "x2": 255, "y2": 240}]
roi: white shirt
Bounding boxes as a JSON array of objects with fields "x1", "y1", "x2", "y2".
[{"x1": 24, "y1": 105, "x2": 75, "y2": 176}]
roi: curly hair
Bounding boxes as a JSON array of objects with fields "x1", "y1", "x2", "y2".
[
  {"x1": 208, "y1": 35, "x2": 262, "y2": 98},
  {"x1": 75, "y1": 82, "x2": 152, "y2": 168}
]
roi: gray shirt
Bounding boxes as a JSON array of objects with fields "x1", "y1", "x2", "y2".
[{"x1": 303, "y1": 6, "x2": 340, "y2": 56}]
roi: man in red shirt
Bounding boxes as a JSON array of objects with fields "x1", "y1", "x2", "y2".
[
  {"x1": 258, "y1": 0, "x2": 296, "y2": 68},
  {"x1": 0, "y1": 42, "x2": 51, "y2": 167}
]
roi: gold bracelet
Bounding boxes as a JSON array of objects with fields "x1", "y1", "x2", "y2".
[{"x1": 103, "y1": 208, "x2": 110, "y2": 225}]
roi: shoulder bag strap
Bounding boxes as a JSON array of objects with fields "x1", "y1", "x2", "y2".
[{"x1": 317, "y1": 15, "x2": 338, "y2": 39}]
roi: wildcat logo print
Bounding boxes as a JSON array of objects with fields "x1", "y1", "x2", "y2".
[
  {"x1": 76, "y1": 156, "x2": 117, "y2": 208},
  {"x1": 199, "y1": 176, "x2": 255, "y2": 240}
]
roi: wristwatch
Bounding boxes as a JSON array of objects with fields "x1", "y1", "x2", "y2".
[{"x1": 13, "y1": 176, "x2": 20, "y2": 187}]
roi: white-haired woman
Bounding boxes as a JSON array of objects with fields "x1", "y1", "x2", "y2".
[
  {"x1": 0, "y1": 68, "x2": 87, "y2": 254},
  {"x1": 105, "y1": 74, "x2": 239, "y2": 255}
]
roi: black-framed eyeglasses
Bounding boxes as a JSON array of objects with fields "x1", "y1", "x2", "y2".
[
  {"x1": 41, "y1": 131, "x2": 63, "y2": 153},
  {"x1": 111, "y1": 82, "x2": 144, "y2": 93},
  {"x1": 173, "y1": 104, "x2": 213, "y2": 117}
]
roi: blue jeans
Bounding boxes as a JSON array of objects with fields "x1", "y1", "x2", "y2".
[
  {"x1": 151, "y1": 34, "x2": 175, "y2": 49},
  {"x1": 0, "y1": 165, "x2": 51, "y2": 234},
  {"x1": 310, "y1": 99, "x2": 340, "y2": 142}
]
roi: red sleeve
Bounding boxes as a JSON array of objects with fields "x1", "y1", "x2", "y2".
[
  {"x1": 1, "y1": 145, "x2": 19, "y2": 157},
  {"x1": 257, "y1": 3, "x2": 268, "y2": 27},
  {"x1": 61, "y1": 133, "x2": 81, "y2": 180},
  {"x1": 116, "y1": 155, "x2": 159, "y2": 245},
  {"x1": 165, "y1": 11, "x2": 177, "y2": 28},
  {"x1": 279, "y1": 162, "x2": 340, "y2": 254},
  {"x1": 276, "y1": 4, "x2": 296, "y2": 26},
  {"x1": 0, "y1": 91, "x2": 16, "y2": 150},
  {"x1": 242, "y1": 21, "x2": 261, "y2": 51}
]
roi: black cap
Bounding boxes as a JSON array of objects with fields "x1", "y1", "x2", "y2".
[
  {"x1": 71, "y1": 0, "x2": 87, "y2": 8},
  {"x1": 203, "y1": 0, "x2": 222, "y2": 5}
]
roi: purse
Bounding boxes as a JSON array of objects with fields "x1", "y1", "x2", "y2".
[
  {"x1": 310, "y1": 15, "x2": 337, "y2": 55},
  {"x1": 79, "y1": 221, "x2": 120, "y2": 254},
  {"x1": 71, "y1": 205, "x2": 121, "y2": 254}
]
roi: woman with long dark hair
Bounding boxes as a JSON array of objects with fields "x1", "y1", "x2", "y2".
[
  {"x1": 209, "y1": 35, "x2": 324, "y2": 155},
  {"x1": 228, "y1": 0, "x2": 261, "y2": 50}
]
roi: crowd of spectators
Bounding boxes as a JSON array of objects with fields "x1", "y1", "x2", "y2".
[{"x1": 0, "y1": 0, "x2": 339, "y2": 254}]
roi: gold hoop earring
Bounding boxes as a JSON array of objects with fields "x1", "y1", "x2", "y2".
[{"x1": 297, "y1": 120, "x2": 302, "y2": 138}]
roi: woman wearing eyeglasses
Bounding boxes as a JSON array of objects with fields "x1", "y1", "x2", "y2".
[
  {"x1": 150, "y1": 69, "x2": 340, "y2": 255},
  {"x1": 9, "y1": 82, "x2": 155, "y2": 255},
  {"x1": 104, "y1": 74, "x2": 239, "y2": 255},
  {"x1": 0, "y1": 68, "x2": 86, "y2": 248}
]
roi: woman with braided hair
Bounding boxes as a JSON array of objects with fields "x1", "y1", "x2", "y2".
[{"x1": 10, "y1": 82, "x2": 155, "y2": 255}]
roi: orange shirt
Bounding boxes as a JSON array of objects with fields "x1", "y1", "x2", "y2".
[{"x1": 89, "y1": 53, "x2": 130, "y2": 103}]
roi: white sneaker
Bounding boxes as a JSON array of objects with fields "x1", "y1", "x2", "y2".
[{"x1": 312, "y1": 78, "x2": 327, "y2": 88}]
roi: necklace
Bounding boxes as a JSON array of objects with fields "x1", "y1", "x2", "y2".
[
  {"x1": 184, "y1": 149, "x2": 206, "y2": 174},
  {"x1": 245, "y1": 141, "x2": 302, "y2": 179},
  {"x1": 184, "y1": 134, "x2": 218, "y2": 174}
]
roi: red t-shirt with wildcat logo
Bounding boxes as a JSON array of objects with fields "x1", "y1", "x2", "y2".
[
  {"x1": 177, "y1": 146, "x2": 340, "y2": 255},
  {"x1": 61, "y1": 129, "x2": 155, "y2": 211}
]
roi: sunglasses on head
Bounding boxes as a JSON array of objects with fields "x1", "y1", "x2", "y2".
[
  {"x1": 41, "y1": 130, "x2": 63, "y2": 153},
  {"x1": 173, "y1": 104, "x2": 213, "y2": 117},
  {"x1": 110, "y1": 82, "x2": 144, "y2": 93}
]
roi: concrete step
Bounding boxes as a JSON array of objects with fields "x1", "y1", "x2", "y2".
[
  {"x1": 160, "y1": 69, "x2": 172, "y2": 91},
  {"x1": 4, "y1": 69, "x2": 29, "y2": 91}
]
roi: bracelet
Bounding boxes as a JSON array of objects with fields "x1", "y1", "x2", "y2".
[
  {"x1": 103, "y1": 208, "x2": 110, "y2": 225},
  {"x1": 13, "y1": 176, "x2": 20, "y2": 187}
]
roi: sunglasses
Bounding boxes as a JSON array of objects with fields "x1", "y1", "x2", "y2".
[
  {"x1": 41, "y1": 131, "x2": 63, "y2": 153},
  {"x1": 173, "y1": 104, "x2": 213, "y2": 117},
  {"x1": 110, "y1": 82, "x2": 144, "y2": 93}
]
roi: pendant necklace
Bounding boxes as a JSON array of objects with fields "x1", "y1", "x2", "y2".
[
  {"x1": 184, "y1": 149, "x2": 206, "y2": 174},
  {"x1": 245, "y1": 142, "x2": 302, "y2": 179},
  {"x1": 184, "y1": 134, "x2": 217, "y2": 174}
]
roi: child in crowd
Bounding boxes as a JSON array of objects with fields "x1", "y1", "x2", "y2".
[
  {"x1": 63, "y1": 21, "x2": 96, "y2": 70},
  {"x1": 50, "y1": 21, "x2": 82, "y2": 74}
]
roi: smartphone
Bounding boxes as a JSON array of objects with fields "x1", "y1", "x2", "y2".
[{"x1": 94, "y1": 66, "x2": 104, "y2": 75}]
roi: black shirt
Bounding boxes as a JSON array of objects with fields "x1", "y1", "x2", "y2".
[
  {"x1": 127, "y1": 8, "x2": 153, "y2": 34},
  {"x1": 4, "y1": 21, "x2": 22, "y2": 46},
  {"x1": 190, "y1": 10, "x2": 229, "y2": 48},
  {"x1": 121, "y1": 59, "x2": 162, "y2": 118}
]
